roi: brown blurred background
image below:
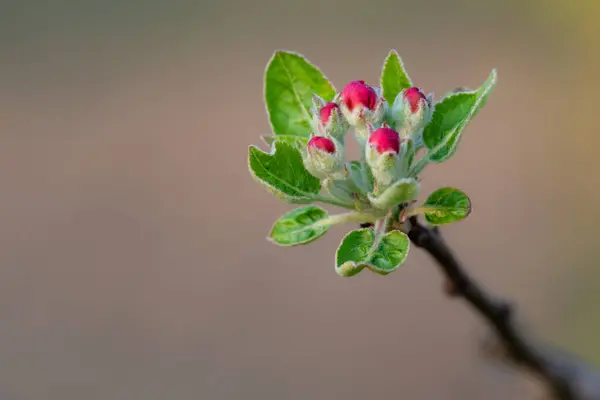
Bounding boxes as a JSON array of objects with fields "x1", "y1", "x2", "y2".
[{"x1": 1, "y1": 0, "x2": 599, "y2": 398}]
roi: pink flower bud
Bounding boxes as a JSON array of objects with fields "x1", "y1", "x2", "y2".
[
  {"x1": 341, "y1": 80, "x2": 378, "y2": 111},
  {"x1": 404, "y1": 87, "x2": 428, "y2": 113},
  {"x1": 308, "y1": 136, "x2": 336, "y2": 154},
  {"x1": 319, "y1": 102, "x2": 339, "y2": 125},
  {"x1": 368, "y1": 127, "x2": 400, "y2": 154}
]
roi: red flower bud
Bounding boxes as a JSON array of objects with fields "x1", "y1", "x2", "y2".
[
  {"x1": 319, "y1": 102, "x2": 339, "y2": 125},
  {"x1": 341, "y1": 80, "x2": 377, "y2": 111},
  {"x1": 368, "y1": 127, "x2": 400, "y2": 154},
  {"x1": 404, "y1": 87, "x2": 428, "y2": 113},
  {"x1": 308, "y1": 136, "x2": 336, "y2": 154}
]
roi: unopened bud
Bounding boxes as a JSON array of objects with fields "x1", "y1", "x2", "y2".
[
  {"x1": 308, "y1": 136, "x2": 336, "y2": 153},
  {"x1": 320, "y1": 102, "x2": 339, "y2": 125},
  {"x1": 304, "y1": 136, "x2": 346, "y2": 179},
  {"x1": 312, "y1": 102, "x2": 349, "y2": 140},
  {"x1": 339, "y1": 81, "x2": 386, "y2": 140},
  {"x1": 391, "y1": 87, "x2": 432, "y2": 140},
  {"x1": 365, "y1": 128, "x2": 402, "y2": 189},
  {"x1": 405, "y1": 87, "x2": 428, "y2": 113},
  {"x1": 368, "y1": 127, "x2": 400, "y2": 154},
  {"x1": 341, "y1": 80, "x2": 377, "y2": 111}
]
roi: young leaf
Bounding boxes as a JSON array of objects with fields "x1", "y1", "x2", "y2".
[
  {"x1": 368, "y1": 230, "x2": 410, "y2": 275},
  {"x1": 268, "y1": 206, "x2": 329, "y2": 246},
  {"x1": 265, "y1": 51, "x2": 336, "y2": 137},
  {"x1": 347, "y1": 161, "x2": 374, "y2": 194},
  {"x1": 260, "y1": 135, "x2": 308, "y2": 153},
  {"x1": 368, "y1": 178, "x2": 419, "y2": 209},
  {"x1": 423, "y1": 69, "x2": 497, "y2": 163},
  {"x1": 248, "y1": 142, "x2": 321, "y2": 203},
  {"x1": 422, "y1": 187, "x2": 472, "y2": 226},
  {"x1": 335, "y1": 229, "x2": 410, "y2": 277},
  {"x1": 335, "y1": 228, "x2": 374, "y2": 277},
  {"x1": 322, "y1": 178, "x2": 357, "y2": 205},
  {"x1": 381, "y1": 50, "x2": 413, "y2": 105}
]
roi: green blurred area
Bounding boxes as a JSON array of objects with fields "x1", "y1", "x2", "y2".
[{"x1": 0, "y1": 0, "x2": 599, "y2": 398}]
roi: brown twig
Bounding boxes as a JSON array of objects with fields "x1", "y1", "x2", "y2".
[{"x1": 405, "y1": 216, "x2": 600, "y2": 400}]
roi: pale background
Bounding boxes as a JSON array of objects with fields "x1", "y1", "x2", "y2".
[{"x1": 1, "y1": 0, "x2": 599, "y2": 399}]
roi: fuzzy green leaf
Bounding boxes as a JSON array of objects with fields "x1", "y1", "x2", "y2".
[
  {"x1": 268, "y1": 206, "x2": 329, "y2": 246},
  {"x1": 260, "y1": 135, "x2": 308, "y2": 153},
  {"x1": 322, "y1": 178, "x2": 357, "y2": 205},
  {"x1": 248, "y1": 142, "x2": 321, "y2": 203},
  {"x1": 422, "y1": 187, "x2": 472, "y2": 226},
  {"x1": 348, "y1": 161, "x2": 374, "y2": 194},
  {"x1": 335, "y1": 228, "x2": 410, "y2": 277},
  {"x1": 368, "y1": 230, "x2": 410, "y2": 275},
  {"x1": 381, "y1": 50, "x2": 413, "y2": 105},
  {"x1": 265, "y1": 51, "x2": 336, "y2": 137},
  {"x1": 335, "y1": 228, "x2": 374, "y2": 277},
  {"x1": 368, "y1": 178, "x2": 419, "y2": 209},
  {"x1": 423, "y1": 69, "x2": 497, "y2": 162}
]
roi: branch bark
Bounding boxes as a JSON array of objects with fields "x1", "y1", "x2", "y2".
[{"x1": 405, "y1": 216, "x2": 600, "y2": 400}]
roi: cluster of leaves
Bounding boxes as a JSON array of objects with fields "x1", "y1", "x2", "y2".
[{"x1": 248, "y1": 50, "x2": 496, "y2": 276}]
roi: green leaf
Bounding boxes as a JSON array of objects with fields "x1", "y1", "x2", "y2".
[
  {"x1": 260, "y1": 135, "x2": 308, "y2": 153},
  {"x1": 248, "y1": 141, "x2": 321, "y2": 203},
  {"x1": 422, "y1": 187, "x2": 472, "y2": 226},
  {"x1": 268, "y1": 206, "x2": 329, "y2": 246},
  {"x1": 369, "y1": 230, "x2": 410, "y2": 275},
  {"x1": 348, "y1": 161, "x2": 374, "y2": 194},
  {"x1": 335, "y1": 228, "x2": 410, "y2": 277},
  {"x1": 368, "y1": 178, "x2": 419, "y2": 209},
  {"x1": 381, "y1": 49, "x2": 413, "y2": 105},
  {"x1": 322, "y1": 178, "x2": 356, "y2": 205},
  {"x1": 423, "y1": 69, "x2": 497, "y2": 163},
  {"x1": 265, "y1": 51, "x2": 336, "y2": 137},
  {"x1": 335, "y1": 229, "x2": 374, "y2": 277}
]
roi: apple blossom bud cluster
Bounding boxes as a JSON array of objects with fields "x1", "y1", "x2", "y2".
[
  {"x1": 302, "y1": 79, "x2": 433, "y2": 210},
  {"x1": 250, "y1": 49, "x2": 496, "y2": 274}
]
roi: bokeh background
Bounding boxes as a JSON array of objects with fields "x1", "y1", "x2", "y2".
[{"x1": 1, "y1": 0, "x2": 599, "y2": 398}]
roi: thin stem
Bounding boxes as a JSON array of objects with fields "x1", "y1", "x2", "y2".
[
  {"x1": 403, "y1": 207, "x2": 429, "y2": 217},
  {"x1": 376, "y1": 209, "x2": 391, "y2": 233},
  {"x1": 320, "y1": 211, "x2": 378, "y2": 226},
  {"x1": 404, "y1": 206, "x2": 446, "y2": 217},
  {"x1": 408, "y1": 155, "x2": 429, "y2": 177},
  {"x1": 406, "y1": 216, "x2": 580, "y2": 400},
  {"x1": 313, "y1": 194, "x2": 354, "y2": 209}
]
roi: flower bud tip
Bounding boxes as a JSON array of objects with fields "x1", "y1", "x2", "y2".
[
  {"x1": 404, "y1": 87, "x2": 428, "y2": 113},
  {"x1": 341, "y1": 80, "x2": 378, "y2": 111},
  {"x1": 308, "y1": 136, "x2": 336, "y2": 154},
  {"x1": 368, "y1": 127, "x2": 400, "y2": 154},
  {"x1": 319, "y1": 102, "x2": 339, "y2": 125}
]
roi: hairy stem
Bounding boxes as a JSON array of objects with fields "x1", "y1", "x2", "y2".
[
  {"x1": 408, "y1": 155, "x2": 429, "y2": 177},
  {"x1": 320, "y1": 211, "x2": 378, "y2": 226},
  {"x1": 313, "y1": 194, "x2": 354, "y2": 209}
]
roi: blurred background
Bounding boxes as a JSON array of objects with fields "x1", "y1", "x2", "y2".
[{"x1": 1, "y1": 0, "x2": 599, "y2": 398}]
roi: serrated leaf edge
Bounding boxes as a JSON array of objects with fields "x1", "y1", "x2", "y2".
[
  {"x1": 247, "y1": 143, "x2": 316, "y2": 203},
  {"x1": 380, "y1": 49, "x2": 413, "y2": 105},
  {"x1": 263, "y1": 50, "x2": 336, "y2": 136},
  {"x1": 426, "y1": 69, "x2": 497, "y2": 162}
]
